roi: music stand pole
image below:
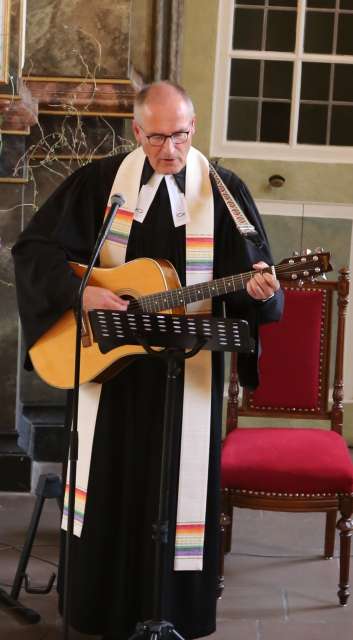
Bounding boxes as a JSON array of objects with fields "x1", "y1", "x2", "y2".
[
  {"x1": 89, "y1": 310, "x2": 254, "y2": 640},
  {"x1": 130, "y1": 342, "x2": 204, "y2": 640},
  {"x1": 62, "y1": 194, "x2": 125, "y2": 640}
]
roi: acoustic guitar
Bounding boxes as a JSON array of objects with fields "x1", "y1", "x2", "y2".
[{"x1": 29, "y1": 251, "x2": 332, "y2": 389}]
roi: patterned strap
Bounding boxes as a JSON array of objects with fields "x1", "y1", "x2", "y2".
[{"x1": 209, "y1": 163, "x2": 259, "y2": 238}]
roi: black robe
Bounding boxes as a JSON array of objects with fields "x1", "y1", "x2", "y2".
[{"x1": 12, "y1": 154, "x2": 284, "y2": 638}]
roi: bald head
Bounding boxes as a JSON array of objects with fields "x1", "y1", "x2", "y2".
[
  {"x1": 133, "y1": 81, "x2": 195, "y2": 122},
  {"x1": 132, "y1": 81, "x2": 196, "y2": 174}
]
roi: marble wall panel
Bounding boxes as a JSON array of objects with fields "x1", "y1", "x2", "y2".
[
  {"x1": 0, "y1": 135, "x2": 27, "y2": 180},
  {"x1": 28, "y1": 115, "x2": 131, "y2": 161},
  {"x1": 19, "y1": 159, "x2": 76, "y2": 407},
  {"x1": 130, "y1": 0, "x2": 154, "y2": 81},
  {"x1": 24, "y1": 0, "x2": 131, "y2": 79},
  {"x1": 0, "y1": 182, "x2": 22, "y2": 432},
  {"x1": 19, "y1": 161, "x2": 79, "y2": 408}
]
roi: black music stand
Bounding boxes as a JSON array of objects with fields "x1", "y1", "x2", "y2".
[{"x1": 88, "y1": 310, "x2": 254, "y2": 640}]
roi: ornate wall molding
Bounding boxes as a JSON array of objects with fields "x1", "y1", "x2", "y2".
[
  {"x1": 21, "y1": 76, "x2": 135, "y2": 118},
  {"x1": 0, "y1": 81, "x2": 37, "y2": 134}
]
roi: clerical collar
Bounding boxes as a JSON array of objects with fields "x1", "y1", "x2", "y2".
[
  {"x1": 135, "y1": 158, "x2": 188, "y2": 227},
  {"x1": 141, "y1": 157, "x2": 186, "y2": 194}
]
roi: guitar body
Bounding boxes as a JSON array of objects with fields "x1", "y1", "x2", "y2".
[
  {"x1": 29, "y1": 258, "x2": 184, "y2": 389},
  {"x1": 28, "y1": 250, "x2": 332, "y2": 389}
]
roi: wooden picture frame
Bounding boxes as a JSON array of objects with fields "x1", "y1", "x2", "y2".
[
  {"x1": 0, "y1": 0, "x2": 25, "y2": 96},
  {"x1": 0, "y1": 0, "x2": 11, "y2": 84}
]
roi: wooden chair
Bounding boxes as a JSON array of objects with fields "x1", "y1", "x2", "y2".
[{"x1": 221, "y1": 267, "x2": 353, "y2": 605}]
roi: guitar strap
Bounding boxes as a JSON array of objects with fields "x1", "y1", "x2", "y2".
[
  {"x1": 209, "y1": 163, "x2": 261, "y2": 243},
  {"x1": 63, "y1": 146, "x2": 215, "y2": 571}
]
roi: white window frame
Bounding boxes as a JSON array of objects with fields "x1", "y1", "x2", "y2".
[{"x1": 210, "y1": 0, "x2": 353, "y2": 163}]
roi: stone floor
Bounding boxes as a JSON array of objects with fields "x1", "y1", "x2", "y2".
[{"x1": 1, "y1": 491, "x2": 353, "y2": 640}]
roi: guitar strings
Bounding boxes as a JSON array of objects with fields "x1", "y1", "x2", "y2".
[{"x1": 126, "y1": 258, "x2": 326, "y2": 313}]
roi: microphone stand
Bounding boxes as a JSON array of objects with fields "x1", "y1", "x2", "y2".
[{"x1": 62, "y1": 193, "x2": 125, "y2": 640}]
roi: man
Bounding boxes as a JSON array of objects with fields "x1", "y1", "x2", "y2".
[{"x1": 13, "y1": 82, "x2": 283, "y2": 639}]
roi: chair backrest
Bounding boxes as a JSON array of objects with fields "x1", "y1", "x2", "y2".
[{"x1": 226, "y1": 268, "x2": 349, "y2": 436}]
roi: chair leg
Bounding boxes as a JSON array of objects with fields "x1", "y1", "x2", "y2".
[
  {"x1": 220, "y1": 491, "x2": 234, "y2": 554},
  {"x1": 336, "y1": 496, "x2": 353, "y2": 605},
  {"x1": 324, "y1": 511, "x2": 336, "y2": 558},
  {"x1": 217, "y1": 512, "x2": 230, "y2": 599},
  {"x1": 224, "y1": 505, "x2": 234, "y2": 553}
]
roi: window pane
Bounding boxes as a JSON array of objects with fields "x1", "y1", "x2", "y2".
[
  {"x1": 263, "y1": 61, "x2": 293, "y2": 99},
  {"x1": 333, "y1": 65, "x2": 353, "y2": 101},
  {"x1": 298, "y1": 104, "x2": 328, "y2": 144},
  {"x1": 268, "y1": 0, "x2": 297, "y2": 5},
  {"x1": 235, "y1": 0, "x2": 265, "y2": 4},
  {"x1": 266, "y1": 10, "x2": 297, "y2": 51},
  {"x1": 331, "y1": 106, "x2": 353, "y2": 145},
  {"x1": 227, "y1": 99, "x2": 258, "y2": 140},
  {"x1": 261, "y1": 102, "x2": 291, "y2": 142},
  {"x1": 226, "y1": 1, "x2": 353, "y2": 150},
  {"x1": 233, "y1": 9, "x2": 263, "y2": 50},
  {"x1": 340, "y1": 0, "x2": 353, "y2": 9},
  {"x1": 230, "y1": 59, "x2": 261, "y2": 97},
  {"x1": 301, "y1": 63, "x2": 331, "y2": 100},
  {"x1": 304, "y1": 12, "x2": 334, "y2": 53},
  {"x1": 337, "y1": 14, "x2": 353, "y2": 55},
  {"x1": 306, "y1": 0, "x2": 335, "y2": 6}
]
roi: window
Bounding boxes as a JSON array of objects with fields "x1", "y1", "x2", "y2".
[{"x1": 211, "y1": 0, "x2": 353, "y2": 162}]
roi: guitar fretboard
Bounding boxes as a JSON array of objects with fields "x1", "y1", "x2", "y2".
[
  {"x1": 125, "y1": 253, "x2": 329, "y2": 314},
  {"x1": 129, "y1": 269, "x2": 265, "y2": 313}
]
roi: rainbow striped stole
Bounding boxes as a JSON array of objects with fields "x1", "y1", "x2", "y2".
[
  {"x1": 175, "y1": 523, "x2": 205, "y2": 559},
  {"x1": 62, "y1": 486, "x2": 86, "y2": 525},
  {"x1": 106, "y1": 207, "x2": 134, "y2": 246},
  {"x1": 186, "y1": 235, "x2": 213, "y2": 273}
]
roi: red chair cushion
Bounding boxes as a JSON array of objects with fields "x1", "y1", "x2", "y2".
[
  {"x1": 252, "y1": 289, "x2": 325, "y2": 411},
  {"x1": 221, "y1": 428, "x2": 353, "y2": 494}
]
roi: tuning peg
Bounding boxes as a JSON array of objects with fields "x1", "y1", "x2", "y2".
[
  {"x1": 298, "y1": 279, "x2": 304, "y2": 287},
  {"x1": 292, "y1": 251, "x2": 299, "y2": 257},
  {"x1": 304, "y1": 248, "x2": 312, "y2": 255},
  {"x1": 321, "y1": 273, "x2": 327, "y2": 280},
  {"x1": 315, "y1": 247, "x2": 325, "y2": 253}
]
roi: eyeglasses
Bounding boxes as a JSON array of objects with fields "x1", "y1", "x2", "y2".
[{"x1": 138, "y1": 125, "x2": 191, "y2": 147}]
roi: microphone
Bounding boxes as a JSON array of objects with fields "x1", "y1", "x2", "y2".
[
  {"x1": 78, "y1": 192, "x2": 125, "y2": 295},
  {"x1": 110, "y1": 192, "x2": 125, "y2": 207}
]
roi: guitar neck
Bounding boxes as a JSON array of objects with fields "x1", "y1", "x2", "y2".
[
  {"x1": 126, "y1": 251, "x2": 330, "y2": 314},
  {"x1": 136, "y1": 268, "x2": 261, "y2": 313}
]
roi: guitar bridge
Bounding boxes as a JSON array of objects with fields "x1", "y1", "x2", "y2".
[{"x1": 81, "y1": 312, "x2": 92, "y2": 347}]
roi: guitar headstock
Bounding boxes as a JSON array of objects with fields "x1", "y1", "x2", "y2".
[{"x1": 276, "y1": 250, "x2": 333, "y2": 283}]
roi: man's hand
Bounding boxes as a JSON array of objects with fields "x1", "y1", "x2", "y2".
[
  {"x1": 246, "y1": 261, "x2": 280, "y2": 301},
  {"x1": 83, "y1": 285, "x2": 129, "y2": 311}
]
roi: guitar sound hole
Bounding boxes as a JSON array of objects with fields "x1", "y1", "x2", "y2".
[{"x1": 121, "y1": 294, "x2": 143, "y2": 313}]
